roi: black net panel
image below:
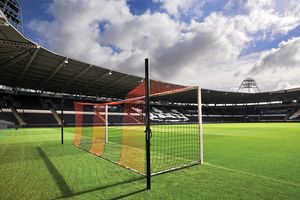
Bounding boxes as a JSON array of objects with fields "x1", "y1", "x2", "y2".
[{"x1": 149, "y1": 86, "x2": 201, "y2": 174}]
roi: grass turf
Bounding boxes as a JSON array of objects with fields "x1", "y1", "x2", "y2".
[
  {"x1": 0, "y1": 123, "x2": 300, "y2": 199},
  {"x1": 79, "y1": 124, "x2": 200, "y2": 174}
]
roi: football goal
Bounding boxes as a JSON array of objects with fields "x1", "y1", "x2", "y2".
[{"x1": 72, "y1": 59, "x2": 203, "y2": 189}]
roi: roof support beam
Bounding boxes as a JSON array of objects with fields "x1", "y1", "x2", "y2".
[
  {"x1": 63, "y1": 64, "x2": 92, "y2": 89},
  {"x1": 0, "y1": 49, "x2": 32, "y2": 73},
  {"x1": 41, "y1": 58, "x2": 67, "y2": 89},
  {"x1": 82, "y1": 66, "x2": 111, "y2": 91},
  {"x1": 0, "y1": 50, "x2": 19, "y2": 59},
  {"x1": 0, "y1": 39, "x2": 37, "y2": 48},
  {"x1": 16, "y1": 47, "x2": 40, "y2": 86},
  {"x1": 101, "y1": 74, "x2": 129, "y2": 92}
]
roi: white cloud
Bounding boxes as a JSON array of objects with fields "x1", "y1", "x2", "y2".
[
  {"x1": 275, "y1": 82, "x2": 300, "y2": 90},
  {"x1": 245, "y1": 0, "x2": 300, "y2": 36},
  {"x1": 28, "y1": 0, "x2": 300, "y2": 91},
  {"x1": 153, "y1": 0, "x2": 206, "y2": 18},
  {"x1": 29, "y1": 0, "x2": 133, "y2": 68},
  {"x1": 250, "y1": 37, "x2": 300, "y2": 73},
  {"x1": 101, "y1": 12, "x2": 182, "y2": 52}
]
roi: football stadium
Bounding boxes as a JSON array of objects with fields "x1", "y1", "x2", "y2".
[{"x1": 0, "y1": 1, "x2": 300, "y2": 200}]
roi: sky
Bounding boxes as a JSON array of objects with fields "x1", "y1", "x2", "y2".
[{"x1": 18, "y1": 0, "x2": 300, "y2": 92}]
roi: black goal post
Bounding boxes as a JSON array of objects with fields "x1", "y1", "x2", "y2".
[
  {"x1": 145, "y1": 58, "x2": 151, "y2": 190},
  {"x1": 61, "y1": 96, "x2": 64, "y2": 144}
]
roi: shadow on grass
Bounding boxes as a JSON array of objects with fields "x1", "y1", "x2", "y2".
[
  {"x1": 37, "y1": 147, "x2": 147, "y2": 199},
  {"x1": 65, "y1": 177, "x2": 146, "y2": 200},
  {"x1": 109, "y1": 188, "x2": 147, "y2": 200},
  {"x1": 37, "y1": 147, "x2": 73, "y2": 197},
  {"x1": 53, "y1": 176, "x2": 146, "y2": 199}
]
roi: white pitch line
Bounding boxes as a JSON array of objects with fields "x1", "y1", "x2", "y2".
[{"x1": 205, "y1": 162, "x2": 300, "y2": 187}]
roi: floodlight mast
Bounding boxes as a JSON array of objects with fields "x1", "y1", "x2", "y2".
[
  {"x1": 0, "y1": 0, "x2": 23, "y2": 32},
  {"x1": 237, "y1": 78, "x2": 260, "y2": 93}
]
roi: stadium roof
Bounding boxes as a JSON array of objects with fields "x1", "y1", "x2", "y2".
[
  {"x1": 1, "y1": 11, "x2": 300, "y2": 104},
  {"x1": 0, "y1": 11, "x2": 142, "y2": 99},
  {"x1": 201, "y1": 88, "x2": 300, "y2": 104}
]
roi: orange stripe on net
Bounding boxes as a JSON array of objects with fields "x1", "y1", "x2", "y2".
[
  {"x1": 89, "y1": 106, "x2": 106, "y2": 156},
  {"x1": 73, "y1": 102, "x2": 83, "y2": 146},
  {"x1": 119, "y1": 102, "x2": 145, "y2": 173}
]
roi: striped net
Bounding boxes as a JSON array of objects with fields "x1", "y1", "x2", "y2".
[{"x1": 73, "y1": 80, "x2": 201, "y2": 175}]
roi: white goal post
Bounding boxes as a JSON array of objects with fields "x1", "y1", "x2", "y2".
[
  {"x1": 105, "y1": 104, "x2": 108, "y2": 143},
  {"x1": 198, "y1": 86, "x2": 203, "y2": 164}
]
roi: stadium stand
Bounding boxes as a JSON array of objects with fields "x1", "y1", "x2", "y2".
[{"x1": 0, "y1": 90, "x2": 299, "y2": 127}]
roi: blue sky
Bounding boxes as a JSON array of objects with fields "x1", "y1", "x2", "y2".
[
  {"x1": 21, "y1": 0, "x2": 161, "y2": 39},
  {"x1": 21, "y1": 0, "x2": 296, "y2": 54},
  {"x1": 16, "y1": 0, "x2": 300, "y2": 91}
]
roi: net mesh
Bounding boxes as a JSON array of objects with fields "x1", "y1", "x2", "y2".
[{"x1": 73, "y1": 80, "x2": 201, "y2": 175}]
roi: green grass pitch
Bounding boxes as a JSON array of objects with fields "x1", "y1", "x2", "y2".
[
  {"x1": 0, "y1": 123, "x2": 299, "y2": 199},
  {"x1": 79, "y1": 124, "x2": 200, "y2": 174}
]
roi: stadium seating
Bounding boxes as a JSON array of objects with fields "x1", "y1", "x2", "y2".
[
  {"x1": 0, "y1": 108, "x2": 18, "y2": 124},
  {"x1": 0, "y1": 92, "x2": 299, "y2": 127}
]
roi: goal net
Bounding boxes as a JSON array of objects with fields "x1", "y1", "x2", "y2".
[{"x1": 73, "y1": 80, "x2": 202, "y2": 175}]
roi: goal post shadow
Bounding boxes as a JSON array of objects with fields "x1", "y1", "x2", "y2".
[{"x1": 37, "y1": 146, "x2": 147, "y2": 199}]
